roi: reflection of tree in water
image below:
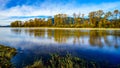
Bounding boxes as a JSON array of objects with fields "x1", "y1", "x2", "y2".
[
  {"x1": 102, "y1": 30, "x2": 120, "y2": 49},
  {"x1": 11, "y1": 29, "x2": 120, "y2": 48},
  {"x1": 54, "y1": 30, "x2": 70, "y2": 43},
  {"x1": 11, "y1": 29, "x2": 22, "y2": 34},
  {"x1": 89, "y1": 30, "x2": 103, "y2": 48},
  {"x1": 47, "y1": 29, "x2": 53, "y2": 39},
  {"x1": 113, "y1": 30, "x2": 120, "y2": 49},
  {"x1": 73, "y1": 30, "x2": 89, "y2": 44},
  {"x1": 103, "y1": 32, "x2": 111, "y2": 47},
  {"x1": 89, "y1": 30, "x2": 120, "y2": 49},
  {"x1": 54, "y1": 30, "x2": 89, "y2": 44},
  {"x1": 24, "y1": 29, "x2": 45, "y2": 38}
]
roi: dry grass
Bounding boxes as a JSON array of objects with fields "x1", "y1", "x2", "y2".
[{"x1": 11, "y1": 27, "x2": 120, "y2": 30}]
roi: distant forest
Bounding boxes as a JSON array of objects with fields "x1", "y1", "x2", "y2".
[{"x1": 11, "y1": 10, "x2": 120, "y2": 28}]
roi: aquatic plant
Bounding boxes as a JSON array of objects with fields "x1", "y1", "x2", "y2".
[
  {"x1": 25, "y1": 60, "x2": 44, "y2": 68},
  {"x1": 0, "y1": 44, "x2": 17, "y2": 68},
  {"x1": 25, "y1": 54, "x2": 97, "y2": 68}
]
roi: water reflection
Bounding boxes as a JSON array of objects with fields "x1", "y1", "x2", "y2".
[
  {"x1": 11, "y1": 28, "x2": 120, "y2": 49},
  {"x1": 0, "y1": 28, "x2": 120, "y2": 68}
]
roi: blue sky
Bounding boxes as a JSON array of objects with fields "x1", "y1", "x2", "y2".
[{"x1": 0, "y1": 0, "x2": 120, "y2": 25}]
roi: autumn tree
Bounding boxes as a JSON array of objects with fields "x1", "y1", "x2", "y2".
[
  {"x1": 114, "y1": 10, "x2": 119, "y2": 27},
  {"x1": 47, "y1": 16, "x2": 53, "y2": 26},
  {"x1": 10, "y1": 9, "x2": 120, "y2": 28},
  {"x1": 11, "y1": 21, "x2": 23, "y2": 27},
  {"x1": 103, "y1": 11, "x2": 112, "y2": 27},
  {"x1": 88, "y1": 11, "x2": 97, "y2": 27}
]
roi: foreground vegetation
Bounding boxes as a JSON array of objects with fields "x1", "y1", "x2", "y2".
[
  {"x1": 0, "y1": 44, "x2": 17, "y2": 68},
  {"x1": 0, "y1": 44, "x2": 120, "y2": 68},
  {"x1": 0, "y1": 44, "x2": 98, "y2": 68},
  {"x1": 25, "y1": 54, "x2": 98, "y2": 68},
  {"x1": 11, "y1": 10, "x2": 120, "y2": 28}
]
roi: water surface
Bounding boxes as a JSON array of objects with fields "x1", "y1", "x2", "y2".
[{"x1": 0, "y1": 28, "x2": 120, "y2": 68}]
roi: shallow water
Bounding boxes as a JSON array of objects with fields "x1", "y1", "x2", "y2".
[{"x1": 0, "y1": 28, "x2": 120, "y2": 68}]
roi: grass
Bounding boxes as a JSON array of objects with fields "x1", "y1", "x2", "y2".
[
  {"x1": 25, "y1": 54, "x2": 98, "y2": 68},
  {"x1": 25, "y1": 60, "x2": 44, "y2": 68},
  {"x1": 0, "y1": 44, "x2": 17, "y2": 68},
  {"x1": 10, "y1": 27, "x2": 120, "y2": 30},
  {"x1": 0, "y1": 44, "x2": 120, "y2": 68}
]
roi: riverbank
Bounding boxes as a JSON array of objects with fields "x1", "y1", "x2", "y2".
[
  {"x1": 2, "y1": 27, "x2": 120, "y2": 30},
  {"x1": 0, "y1": 44, "x2": 17, "y2": 68}
]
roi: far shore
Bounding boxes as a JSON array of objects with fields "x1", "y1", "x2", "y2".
[{"x1": 3, "y1": 27, "x2": 120, "y2": 30}]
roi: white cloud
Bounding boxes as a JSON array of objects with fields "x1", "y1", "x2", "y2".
[
  {"x1": 0, "y1": 1, "x2": 120, "y2": 25},
  {"x1": 1, "y1": 1, "x2": 119, "y2": 16}
]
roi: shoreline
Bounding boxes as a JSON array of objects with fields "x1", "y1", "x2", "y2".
[{"x1": 0, "y1": 27, "x2": 120, "y2": 30}]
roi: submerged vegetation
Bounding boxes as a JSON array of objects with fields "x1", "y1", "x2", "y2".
[
  {"x1": 25, "y1": 54, "x2": 98, "y2": 68},
  {"x1": 0, "y1": 44, "x2": 98, "y2": 68},
  {"x1": 11, "y1": 10, "x2": 120, "y2": 28},
  {"x1": 0, "y1": 44, "x2": 17, "y2": 68}
]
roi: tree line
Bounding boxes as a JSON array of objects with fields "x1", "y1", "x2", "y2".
[{"x1": 11, "y1": 9, "x2": 120, "y2": 28}]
